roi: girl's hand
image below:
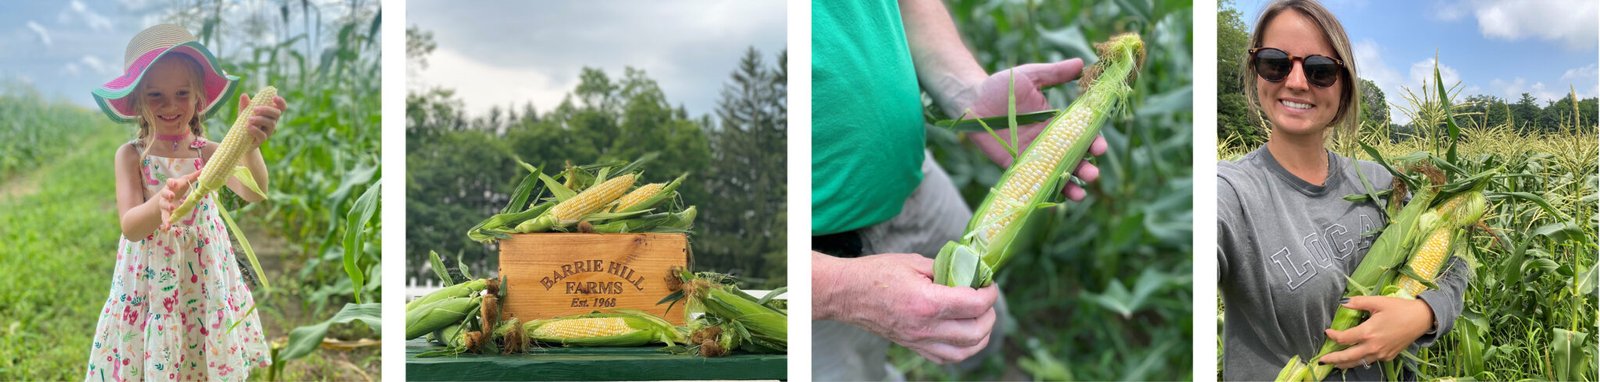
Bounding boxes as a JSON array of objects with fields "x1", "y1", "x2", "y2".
[
  {"x1": 157, "y1": 171, "x2": 203, "y2": 231},
  {"x1": 238, "y1": 93, "x2": 288, "y2": 149},
  {"x1": 1318, "y1": 296, "x2": 1436, "y2": 369}
]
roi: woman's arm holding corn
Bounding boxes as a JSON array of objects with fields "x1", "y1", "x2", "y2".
[
  {"x1": 1316, "y1": 296, "x2": 1436, "y2": 369},
  {"x1": 220, "y1": 93, "x2": 285, "y2": 202}
]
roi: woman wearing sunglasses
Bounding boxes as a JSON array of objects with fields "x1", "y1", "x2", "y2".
[{"x1": 1217, "y1": 0, "x2": 1467, "y2": 380}]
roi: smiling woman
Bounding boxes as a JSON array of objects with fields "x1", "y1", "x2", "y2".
[{"x1": 1216, "y1": 0, "x2": 1468, "y2": 381}]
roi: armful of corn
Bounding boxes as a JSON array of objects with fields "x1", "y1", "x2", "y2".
[{"x1": 933, "y1": 33, "x2": 1146, "y2": 288}]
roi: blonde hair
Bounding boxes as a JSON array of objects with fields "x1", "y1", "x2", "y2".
[
  {"x1": 129, "y1": 54, "x2": 208, "y2": 157},
  {"x1": 1242, "y1": 0, "x2": 1361, "y2": 134}
]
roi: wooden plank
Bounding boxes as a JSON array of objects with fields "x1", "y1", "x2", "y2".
[
  {"x1": 500, "y1": 233, "x2": 689, "y2": 325},
  {"x1": 406, "y1": 340, "x2": 786, "y2": 381}
]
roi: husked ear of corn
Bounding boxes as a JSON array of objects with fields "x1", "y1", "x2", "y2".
[
  {"x1": 523, "y1": 310, "x2": 685, "y2": 347},
  {"x1": 168, "y1": 86, "x2": 277, "y2": 224},
  {"x1": 612, "y1": 173, "x2": 688, "y2": 213},
  {"x1": 406, "y1": 296, "x2": 480, "y2": 340},
  {"x1": 934, "y1": 33, "x2": 1145, "y2": 288},
  {"x1": 515, "y1": 173, "x2": 636, "y2": 232}
]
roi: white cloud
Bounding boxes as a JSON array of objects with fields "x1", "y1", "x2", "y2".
[
  {"x1": 1352, "y1": 39, "x2": 1407, "y2": 122},
  {"x1": 1461, "y1": 0, "x2": 1597, "y2": 50},
  {"x1": 62, "y1": 63, "x2": 81, "y2": 77},
  {"x1": 80, "y1": 55, "x2": 117, "y2": 76},
  {"x1": 1558, "y1": 63, "x2": 1600, "y2": 98},
  {"x1": 416, "y1": 47, "x2": 570, "y2": 118},
  {"x1": 25, "y1": 21, "x2": 52, "y2": 47},
  {"x1": 1407, "y1": 58, "x2": 1462, "y2": 91},
  {"x1": 1490, "y1": 77, "x2": 1564, "y2": 103},
  {"x1": 62, "y1": 0, "x2": 115, "y2": 32}
]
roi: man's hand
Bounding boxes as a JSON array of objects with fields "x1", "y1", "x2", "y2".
[
  {"x1": 1319, "y1": 296, "x2": 1436, "y2": 369},
  {"x1": 965, "y1": 59, "x2": 1108, "y2": 201},
  {"x1": 814, "y1": 252, "x2": 999, "y2": 364}
]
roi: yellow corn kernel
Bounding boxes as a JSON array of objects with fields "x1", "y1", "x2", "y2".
[
  {"x1": 168, "y1": 86, "x2": 277, "y2": 224},
  {"x1": 1396, "y1": 227, "x2": 1453, "y2": 297},
  {"x1": 529, "y1": 317, "x2": 636, "y2": 339},
  {"x1": 974, "y1": 107, "x2": 1092, "y2": 241},
  {"x1": 613, "y1": 183, "x2": 665, "y2": 212},
  {"x1": 549, "y1": 174, "x2": 635, "y2": 224}
]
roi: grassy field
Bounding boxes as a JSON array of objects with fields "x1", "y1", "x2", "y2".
[{"x1": 0, "y1": 94, "x2": 377, "y2": 380}]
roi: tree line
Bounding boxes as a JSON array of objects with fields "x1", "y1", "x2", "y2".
[{"x1": 405, "y1": 27, "x2": 787, "y2": 288}]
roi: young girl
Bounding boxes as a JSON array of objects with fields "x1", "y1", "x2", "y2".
[
  {"x1": 85, "y1": 24, "x2": 287, "y2": 381},
  {"x1": 1217, "y1": 0, "x2": 1467, "y2": 380}
]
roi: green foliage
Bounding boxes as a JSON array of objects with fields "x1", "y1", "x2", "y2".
[
  {"x1": 405, "y1": 27, "x2": 787, "y2": 288},
  {"x1": 0, "y1": 118, "x2": 123, "y2": 380},
  {"x1": 908, "y1": 0, "x2": 1193, "y2": 380}
]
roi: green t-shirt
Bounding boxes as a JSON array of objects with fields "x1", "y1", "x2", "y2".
[{"x1": 811, "y1": 0, "x2": 927, "y2": 235}]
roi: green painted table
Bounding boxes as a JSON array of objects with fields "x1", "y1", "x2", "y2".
[{"x1": 406, "y1": 340, "x2": 787, "y2": 380}]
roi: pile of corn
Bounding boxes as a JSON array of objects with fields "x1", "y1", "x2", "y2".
[
  {"x1": 1276, "y1": 161, "x2": 1492, "y2": 381},
  {"x1": 467, "y1": 156, "x2": 696, "y2": 242},
  {"x1": 933, "y1": 33, "x2": 1146, "y2": 287},
  {"x1": 405, "y1": 266, "x2": 785, "y2": 356},
  {"x1": 664, "y1": 268, "x2": 788, "y2": 356}
]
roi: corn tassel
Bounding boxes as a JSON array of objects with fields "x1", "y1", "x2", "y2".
[
  {"x1": 168, "y1": 86, "x2": 276, "y2": 224},
  {"x1": 934, "y1": 33, "x2": 1144, "y2": 288}
]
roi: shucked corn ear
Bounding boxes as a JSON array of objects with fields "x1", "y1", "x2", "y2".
[
  {"x1": 514, "y1": 173, "x2": 636, "y2": 232},
  {"x1": 406, "y1": 296, "x2": 480, "y2": 340},
  {"x1": 934, "y1": 33, "x2": 1145, "y2": 288},
  {"x1": 168, "y1": 86, "x2": 277, "y2": 224},
  {"x1": 612, "y1": 173, "x2": 688, "y2": 213},
  {"x1": 523, "y1": 310, "x2": 685, "y2": 347}
]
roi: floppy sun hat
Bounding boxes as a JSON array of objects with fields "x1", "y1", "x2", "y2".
[{"x1": 91, "y1": 23, "x2": 237, "y2": 123}]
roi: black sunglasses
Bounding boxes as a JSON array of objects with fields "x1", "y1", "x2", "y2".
[{"x1": 1249, "y1": 47, "x2": 1345, "y2": 88}]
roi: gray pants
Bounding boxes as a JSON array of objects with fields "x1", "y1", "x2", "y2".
[{"x1": 812, "y1": 151, "x2": 1008, "y2": 381}]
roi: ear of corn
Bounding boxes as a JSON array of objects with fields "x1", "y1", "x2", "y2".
[
  {"x1": 514, "y1": 173, "x2": 636, "y2": 232},
  {"x1": 665, "y1": 270, "x2": 787, "y2": 352},
  {"x1": 405, "y1": 278, "x2": 488, "y2": 313},
  {"x1": 934, "y1": 33, "x2": 1144, "y2": 288},
  {"x1": 523, "y1": 310, "x2": 685, "y2": 347},
  {"x1": 612, "y1": 173, "x2": 688, "y2": 213},
  {"x1": 168, "y1": 86, "x2": 278, "y2": 224},
  {"x1": 406, "y1": 296, "x2": 480, "y2": 340}
]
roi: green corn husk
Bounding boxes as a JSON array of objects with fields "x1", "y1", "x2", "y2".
[
  {"x1": 523, "y1": 310, "x2": 685, "y2": 347},
  {"x1": 405, "y1": 278, "x2": 488, "y2": 313},
  {"x1": 933, "y1": 33, "x2": 1145, "y2": 288},
  {"x1": 1279, "y1": 175, "x2": 1494, "y2": 381},
  {"x1": 406, "y1": 295, "x2": 481, "y2": 340},
  {"x1": 664, "y1": 269, "x2": 787, "y2": 353}
]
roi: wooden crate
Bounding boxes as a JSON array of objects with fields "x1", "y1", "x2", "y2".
[{"x1": 499, "y1": 233, "x2": 689, "y2": 324}]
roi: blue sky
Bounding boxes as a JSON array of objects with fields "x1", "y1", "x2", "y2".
[
  {"x1": 407, "y1": 1, "x2": 787, "y2": 118},
  {"x1": 1234, "y1": 0, "x2": 1600, "y2": 124},
  {"x1": 0, "y1": 1, "x2": 156, "y2": 108}
]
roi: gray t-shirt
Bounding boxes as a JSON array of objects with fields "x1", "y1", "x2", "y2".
[{"x1": 1218, "y1": 145, "x2": 1467, "y2": 381}]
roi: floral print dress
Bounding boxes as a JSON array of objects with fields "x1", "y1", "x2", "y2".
[{"x1": 86, "y1": 140, "x2": 270, "y2": 382}]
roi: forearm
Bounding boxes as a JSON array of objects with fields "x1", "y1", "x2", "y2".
[
  {"x1": 899, "y1": 0, "x2": 986, "y2": 117},
  {"x1": 812, "y1": 251, "x2": 852, "y2": 321},
  {"x1": 120, "y1": 198, "x2": 162, "y2": 240},
  {"x1": 1414, "y1": 257, "x2": 1469, "y2": 345}
]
